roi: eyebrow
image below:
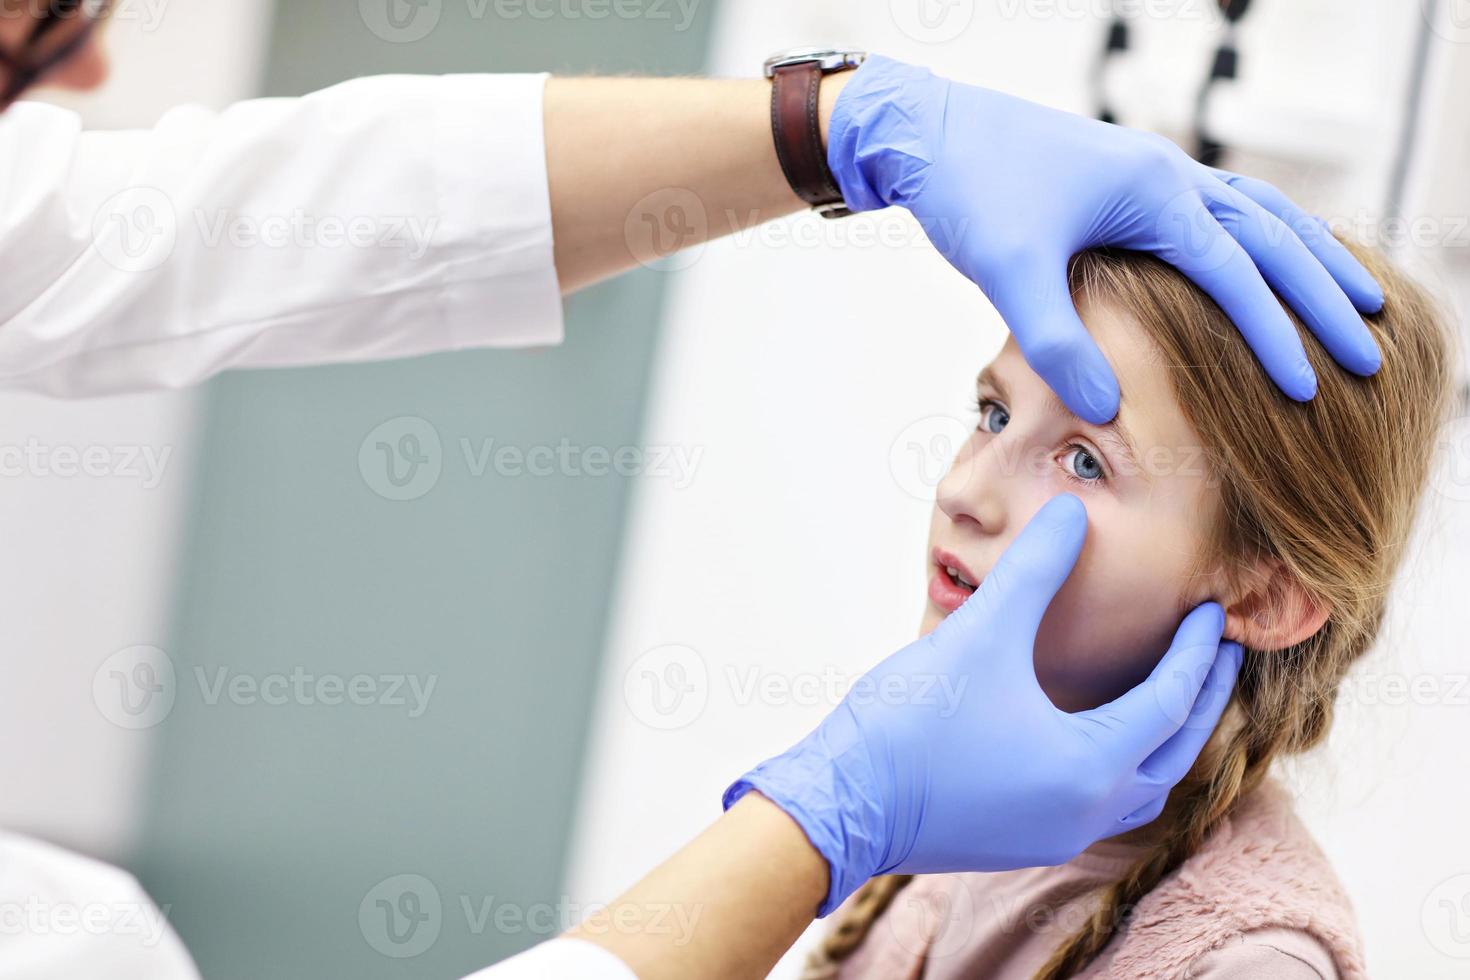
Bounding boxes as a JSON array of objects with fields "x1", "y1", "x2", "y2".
[{"x1": 976, "y1": 366, "x2": 1143, "y2": 470}]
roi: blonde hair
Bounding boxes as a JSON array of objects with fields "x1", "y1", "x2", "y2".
[{"x1": 804, "y1": 241, "x2": 1455, "y2": 980}]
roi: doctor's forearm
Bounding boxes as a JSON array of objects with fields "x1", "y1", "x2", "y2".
[
  {"x1": 544, "y1": 74, "x2": 851, "y2": 294},
  {"x1": 565, "y1": 792, "x2": 828, "y2": 980}
]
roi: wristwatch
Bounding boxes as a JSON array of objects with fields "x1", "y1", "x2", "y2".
[{"x1": 763, "y1": 48, "x2": 867, "y2": 218}]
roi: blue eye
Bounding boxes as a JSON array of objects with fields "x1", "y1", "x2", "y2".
[
  {"x1": 1066, "y1": 446, "x2": 1105, "y2": 481},
  {"x1": 979, "y1": 400, "x2": 1009, "y2": 434}
]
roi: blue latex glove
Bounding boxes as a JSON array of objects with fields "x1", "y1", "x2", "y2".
[
  {"x1": 825, "y1": 55, "x2": 1385, "y2": 423},
  {"x1": 724, "y1": 495, "x2": 1243, "y2": 916}
]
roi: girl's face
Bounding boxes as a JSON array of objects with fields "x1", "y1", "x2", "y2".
[{"x1": 920, "y1": 297, "x2": 1227, "y2": 712}]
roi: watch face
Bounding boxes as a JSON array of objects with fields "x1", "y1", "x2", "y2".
[{"x1": 762, "y1": 48, "x2": 867, "y2": 77}]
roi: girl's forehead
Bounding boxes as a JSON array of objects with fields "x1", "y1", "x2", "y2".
[{"x1": 990, "y1": 305, "x2": 1199, "y2": 462}]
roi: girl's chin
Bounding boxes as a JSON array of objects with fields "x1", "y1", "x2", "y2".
[{"x1": 918, "y1": 604, "x2": 945, "y2": 637}]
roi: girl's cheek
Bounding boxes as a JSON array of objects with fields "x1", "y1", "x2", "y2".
[{"x1": 1064, "y1": 496, "x2": 1145, "y2": 614}]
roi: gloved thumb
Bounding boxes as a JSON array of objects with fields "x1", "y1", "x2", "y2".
[
  {"x1": 933, "y1": 494, "x2": 1087, "y2": 681},
  {"x1": 988, "y1": 265, "x2": 1121, "y2": 424}
]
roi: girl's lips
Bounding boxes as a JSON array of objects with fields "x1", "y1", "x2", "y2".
[
  {"x1": 928, "y1": 566, "x2": 974, "y2": 613},
  {"x1": 928, "y1": 546, "x2": 981, "y2": 613}
]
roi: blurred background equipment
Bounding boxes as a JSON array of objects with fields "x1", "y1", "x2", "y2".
[{"x1": 1191, "y1": 0, "x2": 1252, "y2": 165}]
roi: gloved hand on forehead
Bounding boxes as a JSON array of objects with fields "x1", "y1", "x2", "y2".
[
  {"x1": 725, "y1": 494, "x2": 1243, "y2": 917},
  {"x1": 824, "y1": 54, "x2": 1384, "y2": 424}
]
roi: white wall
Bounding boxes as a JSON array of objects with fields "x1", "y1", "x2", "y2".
[
  {"x1": 0, "y1": 0, "x2": 272, "y2": 860},
  {"x1": 565, "y1": 3, "x2": 1470, "y2": 977}
]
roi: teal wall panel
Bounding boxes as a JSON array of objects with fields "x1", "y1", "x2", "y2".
[{"x1": 131, "y1": 4, "x2": 717, "y2": 977}]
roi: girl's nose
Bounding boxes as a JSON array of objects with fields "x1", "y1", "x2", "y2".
[{"x1": 936, "y1": 432, "x2": 1009, "y2": 535}]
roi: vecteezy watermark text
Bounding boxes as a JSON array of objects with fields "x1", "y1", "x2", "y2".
[
  {"x1": 195, "y1": 666, "x2": 437, "y2": 718},
  {"x1": 358, "y1": 873, "x2": 702, "y2": 959},
  {"x1": 459, "y1": 437, "x2": 701, "y2": 487},
  {"x1": 92, "y1": 646, "x2": 439, "y2": 728},
  {"x1": 0, "y1": 439, "x2": 171, "y2": 488},
  {"x1": 0, "y1": 897, "x2": 174, "y2": 947},
  {"x1": 90, "y1": 187, "x2": 443, "y2": 273},
  {"x1": 194, "y1": 209, "x2": 439, "y2": 260},
  {"x1": 621, "y1": 643, "x2": 971, "y2": 731},
  {"x1": 358, "y1": 0, "x2": 702, "y2": 44},
  {"x1": 358, "y1": 416, "x2": 704, "y2": 502}
]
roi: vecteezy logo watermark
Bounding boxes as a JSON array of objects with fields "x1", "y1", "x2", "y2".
[
  {"x1": 884, "y1": 882, "x2": 976, "y2": 960},
  {"x1": 623, "y1": 644, "x2": 708, "y2": 730},
  {"x1": 623, "y1": 187, "x2": 708, "y2": 272},
  {"x1": 360, "y1": 874, "x2": 443, "y2": 958},
  {"x1": 1431, "y1": 409, "x2": 1470, "y2": 504},
  {"x1": 93, "y1": 645, "x2": 177, "y2": 730},
  {"x1": 1422, "y1": 0, "x2": 1470, "y2": 46},
  {"x1": 91, "y1": 187, "x2": 178, "y2": 273},
  {"x1": 1422, "y1": 873, "x2": 1470, "y2": 959},
  {"x1": 890, "y1": 0, "x2": 976, "y2": 44},
  {"x1": 1154, "y1": 187, "x2": 1241, "y2": 278},
  {"x1": 889, "y1": 414, "x2": 973, "y2": 501},
  {"x1": 359, "y1": 417, "x2": 444, "y2": 502},
  {"x1": 1150, "y1": 637, "x2": 1235, "y2": 731},
  {"x1": 359, "y1": 0, "x2": 443, "y2": 42}
]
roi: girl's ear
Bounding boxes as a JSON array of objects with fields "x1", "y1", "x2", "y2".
[{"x1": 1222, "y1": 559, "x2": 1330, "y2": 651}]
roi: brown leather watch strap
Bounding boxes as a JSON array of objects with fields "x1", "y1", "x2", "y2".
[{"x1": 770, "y1": 61, "x2": 850, "y2": 217}]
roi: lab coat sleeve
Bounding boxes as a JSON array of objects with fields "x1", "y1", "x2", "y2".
[
  {"x1": 0, "y1": 832, "x2": 201, "y2": 980},
  {"x1": 461, "y1": 937, "x2": 638, "y2": 980},
  {"x1": 0, "y1": 73, "x2": 563, "y2": 397}
]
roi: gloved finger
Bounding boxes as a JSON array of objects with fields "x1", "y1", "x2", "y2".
[
  {"x1": 1076, "y1": 601, "x2": 1229, "y2": 762},
  {"x1": 987, "y1": 267, "x2": 1120, "y2": 424},
  {"x1": 939, "y1": 494, "x2": 1087, "y2": 687},
  {"x1": 1109, "y1": 793, "x2": 1168, "y2": 835},
  {"x1": 1134, "y1": 641, "x2": 1243, "y2": 790},
  {"x1": 1156, "y1": 202, "x2": 1317, "y2": 401},
  {"x1": 1210, "y1": 168, "x2": 1385, "y2": 315},
  {"x1": 1204, "y1": 182, "x2": 1381, "y2": 376}
]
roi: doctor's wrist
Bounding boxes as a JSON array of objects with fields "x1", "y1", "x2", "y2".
[
  {"x1": 824, "y1": 54, "x2": 948, "y2": 213},
  {"x1": 817, "y1": 70, "x2": 853, "y2": 153},
  {"x1": 728, "y1": 791, "x2": 830, "y2": 914},
  {"x1": 724, "y1": 718, "x2": 886, "y2": 917}
]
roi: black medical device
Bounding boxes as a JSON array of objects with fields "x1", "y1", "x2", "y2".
[
  {"x1": 1092, "y1": 0, "x2": 1255, "y2": 166},
  {"x1": 1194, "y1": 0, "x2": 1254, "y2": 166}
]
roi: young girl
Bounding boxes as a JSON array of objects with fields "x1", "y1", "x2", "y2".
[{"x1": 803, "y1": 243, "x2": 1453, "y2": 979}]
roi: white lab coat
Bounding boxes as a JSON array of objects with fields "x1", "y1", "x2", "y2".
[
  {"x1": 0, "y1": 73, "x2": 637, "y2": 979},
  {"x1": 0, "y1": 72, "x2": 563, "y2": 396},
  {"x1": 0, "y1": 827, "x2": 631, "y2": 978}
]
